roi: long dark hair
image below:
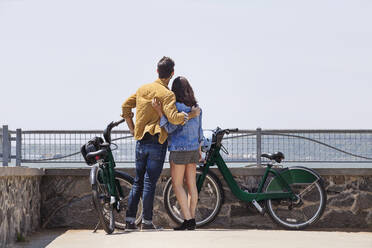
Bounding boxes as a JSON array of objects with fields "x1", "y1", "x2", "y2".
[{"x1": 171, "y1": 76, "x2": 197, "y2": 107}]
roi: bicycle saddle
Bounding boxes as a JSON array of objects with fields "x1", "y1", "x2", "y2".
[{"x1": 261, "y1": 152, "x2": 285, "y2": 163}]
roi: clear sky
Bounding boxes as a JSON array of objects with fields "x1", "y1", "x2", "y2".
[{"x1": 0, "y1": 0, "x2": 371, "y2": 130}]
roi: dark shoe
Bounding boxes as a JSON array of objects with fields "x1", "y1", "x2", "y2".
[
  {"x1": 174, "y1": 220, "x2": 188, "y2": 231},
  {"x1": 174, "y1": 219, "x2": 196, "y2": 231},
  {"x1": 125, "y1": 221, "x2": 138, "y2": 231},
  {"x1": 141, "y1": 223, "x2": 163, "y2": 231},
  {"x1": 187, "y1": 219, "x2": 196, "y2": 230}
]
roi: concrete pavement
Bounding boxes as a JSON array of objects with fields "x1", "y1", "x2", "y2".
[{"x1": 13, "y1": 229, "x2": 372, "y2": 248}]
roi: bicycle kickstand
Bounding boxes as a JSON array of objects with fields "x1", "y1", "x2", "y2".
[
  {"x1": 93, "y1": 221, "x2": 100, "y2": 233},
  {"x1": 252, "y1": 200, "x2": 264, "y2": 215}
]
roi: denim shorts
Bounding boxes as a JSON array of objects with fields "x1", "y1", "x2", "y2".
[{"x1": 169, "y1": 150, "x2": 199, "y2": 164}]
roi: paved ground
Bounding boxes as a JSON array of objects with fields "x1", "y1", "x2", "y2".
[{"x1": 12, "y1": 229, "x2": 372, "y2": 248}]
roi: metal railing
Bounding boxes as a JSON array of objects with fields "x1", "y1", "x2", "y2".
[
  {"x1": 1, "y1": 125, "x2": 372, "y2": 166},
  {"x1": 223, "y1": 129, "x2": 372, "y2": 164},
  {"x1": 0, "y1": 128, "x2": 3, "y2": 163}
]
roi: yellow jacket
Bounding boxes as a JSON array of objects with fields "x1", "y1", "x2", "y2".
[{"x1": 121, "y1": 78, "x2": 187, "y2": 144}]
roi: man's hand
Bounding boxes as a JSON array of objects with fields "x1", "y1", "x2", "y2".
[
  {"x1": 181, "y1": 106, "x2": 200, "y2": 124},
  {"x1": 188, "y1": 106, "x2": 201, "y2": 120},
  {"x1": 151, "y1": 97, "x2": 163, "y2": 117}
]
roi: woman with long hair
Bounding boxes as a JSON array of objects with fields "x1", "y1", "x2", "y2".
[{"x1": 152, "y1": 76, "x2": 203, "y2": 230}]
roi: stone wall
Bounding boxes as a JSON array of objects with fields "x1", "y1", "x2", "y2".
[
  {"x1": 40, "y1": 168, "x2": 372, "y2": 230},
  {"x1": 319, "y1": 173, "x2": 372, "y2": 228},
  {"x1": 40, "y1": 171, "x2": 97, "y2": 229},
  {"x1": 2, "y1": 166, "x2": 370, "y2": 247},
  {"x1": 0, "y1": 168, "x2": 44, "y2": 248}
]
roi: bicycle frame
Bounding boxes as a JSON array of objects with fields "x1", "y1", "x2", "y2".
[
  {"x1": 196, "y1": 146, "x2": 297, "y2": 202},
  {"x1": 93, "y1": 149, "x2": 124, "y2": 202}
]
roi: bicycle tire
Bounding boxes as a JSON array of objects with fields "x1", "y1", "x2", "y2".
[
  {"x1": 265, "y1": 166, "x2": 327, "y2": 230},
  {"x1": 92, "y1": 167, "x2": 114, "y2": 234},
  {"x1": 163, "y1": 168, "x2": 224, "y2": 227}
]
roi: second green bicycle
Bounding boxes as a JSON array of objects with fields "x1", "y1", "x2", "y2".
[{"x1": 164, "y1": 127, "x2": 327, "y2": 230}]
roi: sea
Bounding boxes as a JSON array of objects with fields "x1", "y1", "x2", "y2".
[{"x1": 3, "y1": 132, "x2": 372, "y2": 169}]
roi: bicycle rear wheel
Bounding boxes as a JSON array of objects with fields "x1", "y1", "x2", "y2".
[
  {"x1": 265, "y1": 166, "x2": 327, "y2": 229},
  {"x1": 163, "y1": 168, "x2": 224, "y2": 227}
]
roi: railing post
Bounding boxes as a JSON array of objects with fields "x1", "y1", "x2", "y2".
[
  {"x1": 16, "y1": 128, "x2": 22, "y2": 166},
  {"x1": 2, "y1": 125, "x2": 10, "y2": 166},
  {"x1": 256, "y1": 127, "x2": 262, "y2": 166}
]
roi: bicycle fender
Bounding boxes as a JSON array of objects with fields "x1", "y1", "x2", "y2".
[
  {"x1": 266, "y1": 166, "x2": 320, "y2": 192},
  {"x1": 90, "y1": 165, "x2": 99, "y2": 185}
]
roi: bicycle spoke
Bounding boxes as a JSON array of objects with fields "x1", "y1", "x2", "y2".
[
  {"x1": 206, "y1": 183, "x2": 214, "y2": 195},
  {"x1": 172, "y1": 205, "x2": 182, "y2": 216},
  {"x1": 298, "y1": 180, "x2": 318, "y2": 198}
]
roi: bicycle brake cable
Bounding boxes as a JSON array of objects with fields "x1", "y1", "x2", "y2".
[
  {"x1": 220, "y1": 144, "x2": 229, "y2": 155},
  {"x1": 110, "y1": 143, "x2": 118, "y2": 151}
]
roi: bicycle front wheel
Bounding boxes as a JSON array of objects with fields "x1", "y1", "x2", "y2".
[
  {"x1": 163, "y1": 168, "x2": 224, "y2": 227},
  {"x1": 265, "y1": 166, "x2": 327, "y2": 230},
  {"x1": 105, "y1": 172, "x2": 143, "y2": 230},
  {"x1": 92, "y1": 167, "x2": 115, "y2": 234}
]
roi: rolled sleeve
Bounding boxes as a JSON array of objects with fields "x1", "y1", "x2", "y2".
[{"x1": 121, "y1": 93, "x2": 136, "y2": 119}]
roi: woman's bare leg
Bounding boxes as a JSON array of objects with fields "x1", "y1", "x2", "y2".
[
  {"x1": 185, "y1": 163, "x2": 198, "y2": 219},
  {"x1": 171, "y1": 161, "x2": 192, "y2": 220}
]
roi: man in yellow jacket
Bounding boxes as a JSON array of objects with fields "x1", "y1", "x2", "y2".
[{"x1": 121, "y1": 57, "x2": 200, "y2": 230}]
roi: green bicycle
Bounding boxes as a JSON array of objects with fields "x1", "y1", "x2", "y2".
[
  {"x1": 81, "y1": 119, "x2": 142, "y2": 234},
  {"x1": 164, "y1": 127, "x2": 327, "y2": 230}
]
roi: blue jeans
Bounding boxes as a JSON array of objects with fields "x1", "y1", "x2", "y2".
[{"x1": 126, "y1": 136, "x2": 167, "y2": 224}]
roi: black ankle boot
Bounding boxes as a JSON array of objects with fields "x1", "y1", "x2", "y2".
[
  {"x1": 187, "y1": 219, "x2": 196, "y2": 230},
  {"x1": 174, "y1": 219, "x2": 191, "y2": 231}
]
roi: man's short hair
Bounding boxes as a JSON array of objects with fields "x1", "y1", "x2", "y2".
[{"x1": 157, "y1": 56, "x2": 175, "y2": 79}]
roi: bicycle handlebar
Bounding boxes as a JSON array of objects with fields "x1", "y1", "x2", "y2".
[
  {"x1": 224, "y1": 128, "x2": 239, "y2": 134},
  {"x1": 104, "y1": 119, "x2": 125, "y2": 143},
  {"x1": 112, "y1": 118, "x2": 125, "y2": 127},
  {"x1": 216, "y1": 128, "x2": 239, "y2": 135},
  {"x1": 212, "y1": 127, "x2": 239, "y2": 148},
  {"x1": 229, "y1": 128, "x2": 239, "y2": 132}
]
